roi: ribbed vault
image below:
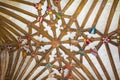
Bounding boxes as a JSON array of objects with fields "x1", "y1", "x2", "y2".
[{"x1": 0, "y1": 0, "x2": 120, "y2": 80}]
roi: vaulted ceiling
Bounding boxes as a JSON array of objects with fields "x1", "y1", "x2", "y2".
[{"x1": 0, "y1": 0, "x2": 120, "y2": 80}]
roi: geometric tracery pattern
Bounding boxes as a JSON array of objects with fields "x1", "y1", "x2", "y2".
[{"x1": 0, "y1": 0, "x2": 120, "y2": 80}]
